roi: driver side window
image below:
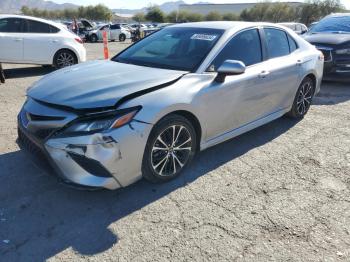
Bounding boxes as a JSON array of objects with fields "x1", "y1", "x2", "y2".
[{"x1": 208, "y1": 29, "x2": 262, "y2": 72}]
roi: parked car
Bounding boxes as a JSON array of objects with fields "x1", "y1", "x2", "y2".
[
  {"x1": 278, "y1": 22, "x2": 308, "y2": 35},
  {"x1": 88, "y1": 23, "x2": 131, "y2": 42},
  {"x1": 0, "y1": 15, "x2": 86, "y2": 68},
  {"x1": 18, "y1": 22, "x2": 323, "y2": 190},
  {"x1": 303, "y1": 13, "x2": 350, "y2": 81}
]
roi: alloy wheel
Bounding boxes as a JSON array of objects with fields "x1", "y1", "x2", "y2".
[
  {"x1": 296, "y1": 81, "x2": 313, "y2": 115},
  {"x1": 151, "y1": 125, "x2": 192, "y2": 177},
  {"x1": 56, "y1": 52, "x2": 75, "y2": 68}
]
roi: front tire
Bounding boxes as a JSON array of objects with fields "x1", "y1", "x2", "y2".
[
  {"x1": 119, "y1": 34, "x2": 126, "y2": 42},
  {"x1": 287, "y1": 77, "x2": 315, "y2": 119},
  {"x1": 142, "y1": 115, "x2": 197, "y2": 183}
]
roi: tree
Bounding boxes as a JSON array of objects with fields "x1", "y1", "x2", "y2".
[
  {"x1": 205, "y1": 11, "x2": 222, "y2": 21},
  {"x1": 133, "y1": 12, "x2": 146, "y2": 23},
  {"x1": 19, "y1": 4, "x2": 113, "y2": 21},
  {"x1": 167, "y1": 10, "x2": 204, "y2": 23},
  {"x1": 21, "y1": 6, "x2": 32, "y2": 16},
  {"x1": 298, "y1": 0, "x2": 344, "y2": 25},
  {"x1": 222, "y1": 13, "x2": 240, "y2": 21},
  {"x1": 145, "y1": 6, "x2": 165, "y2": 23}
]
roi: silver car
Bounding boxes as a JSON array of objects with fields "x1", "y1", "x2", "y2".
[{"x1": 18, "y1": 22, "x2": 324, "y2": 190}]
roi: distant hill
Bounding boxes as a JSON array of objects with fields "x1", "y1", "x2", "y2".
[
  {"x1": 113, "y1": 1, "x2": 211, "y2": 15},
  {"x1": 0, "y1": 0, "x2": 211, "y2": 15},
  {"x1": 0, "y1": 0, "x2": 78, "y2": 14}
]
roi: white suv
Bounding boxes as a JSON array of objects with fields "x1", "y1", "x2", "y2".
[{"x1": 0, "y1": 15, "x2": 86, "y2": 68}]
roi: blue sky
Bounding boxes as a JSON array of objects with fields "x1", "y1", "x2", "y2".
[{"x1": 53, "y1": 0, "x2": 350, "y2": 10}]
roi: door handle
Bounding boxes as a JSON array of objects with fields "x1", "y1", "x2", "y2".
[
  {"x1": 14, "y1": 38, "x2": 23, "y2": 42},
  {"x1": 51, "y1": 39, "x2": 59, "y2": 43},
  {"x1": 258, "y1": 70, "x2": 270, "y2": 78},
  {"x1": 296, "y1": 60, "x2": 303, "y2": 66}
]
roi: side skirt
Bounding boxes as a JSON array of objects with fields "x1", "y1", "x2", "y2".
[{"x1": 200, "y1": 108, "x2": 289, "y2": 151}]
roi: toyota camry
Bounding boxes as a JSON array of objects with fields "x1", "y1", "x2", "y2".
[{"x1": 18, "y1": 22, "x2": 324, "y2": 190}]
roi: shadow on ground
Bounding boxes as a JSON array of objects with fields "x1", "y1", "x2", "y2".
[
  {"x1": 4, "y1": 66, "x2": 55, "y2": 79},
  {"x1": 314, "y1": 81, "x2": 350, "y2": 105},
  {"x1": 0, "y1": 117, "x2": 299, "y2": 261}
]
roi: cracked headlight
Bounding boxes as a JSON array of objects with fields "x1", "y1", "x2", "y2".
[
  {"x1": 335, "y1": 48, "x2": 350, "y2": 55},
  {"x1": 62, "y1": 107, "x2": 141, "y2": 135}
]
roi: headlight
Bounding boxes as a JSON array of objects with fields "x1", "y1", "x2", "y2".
[
  {"x1": 335, "y1": 48, "x2": 350, "y2": 55},
  {"x1": 62, "y1": 107, "x2": 140, "y2": 135}
]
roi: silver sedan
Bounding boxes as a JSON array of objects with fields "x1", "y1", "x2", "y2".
[{"x1": 18, "y1": 22, "x2": 324, "y2": 190}]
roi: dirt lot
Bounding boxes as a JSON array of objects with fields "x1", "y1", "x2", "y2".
[{"x1": 0, "y1": 42, "x2": 349, "y2": 262}]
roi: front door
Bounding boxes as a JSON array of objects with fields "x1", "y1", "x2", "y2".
[{"x1": 0, "y1": 18, "x2": 24, "y2": 62}]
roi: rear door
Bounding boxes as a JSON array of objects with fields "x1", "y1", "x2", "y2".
[
  {"x1": 261, "y1": 27, "x2": 301, "y2": 111},
  {"x1": 110, "y1": 24, "x2": 121, "y2": 40},
  {"x1": 22, "y1": 19, "x2": 60, "y2": 63},
  {"x1": 0, "y1": 18, "x2": 24, "y2": 62}
]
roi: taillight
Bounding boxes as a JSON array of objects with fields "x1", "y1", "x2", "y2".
[{"x1": 75, "y1": 38, "x2": 83, "y2": 44}]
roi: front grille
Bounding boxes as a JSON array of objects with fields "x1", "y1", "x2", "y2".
[
  {"x1": 18, "y1": 127, "x2": 55, "y2": 174},
  {"x1": 18, "y1": 127, "x2": 46, "y2": 159},
  {"x1": 28, "y1": 113, "x2": 65, "y2": 121},
  {"x1": 19, "y1": 109, "x2": 62, "y2": 140},
  {"x1": 35, "y1": 128, "x2": 57, "y2": 140}
]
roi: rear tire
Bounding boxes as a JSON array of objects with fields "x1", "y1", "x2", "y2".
[
  {"x1": 142, "y1": 115, "x2": 197, "y2": 183},
  {"x1": 53, "y1": 50, "x2": 77, "y2": 69},
  {"x1": 287, "y1": 77, "x2": 315, "y2": 119},
  {"x1": 90, "y1": 34, "x2": 98, "y2": 43}
]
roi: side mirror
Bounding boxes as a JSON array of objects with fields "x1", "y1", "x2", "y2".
[{"x1": 215, "y1": 60, "x2": 246, "y2": 83}]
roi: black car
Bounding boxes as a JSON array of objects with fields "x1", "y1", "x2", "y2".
[{"x1": 303, "y1": 13, "x2": 350, "y2": 81}]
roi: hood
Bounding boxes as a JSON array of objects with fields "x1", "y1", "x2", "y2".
[
  {"x1": 303, "y1": 33, "x2": 350, "y2": 45},
  {"x1": 27, "y1": 60, "x2": 185, "y2": 110},
  {"x1": 81, "y1": 19, "x2": 95, "y2": 29}
]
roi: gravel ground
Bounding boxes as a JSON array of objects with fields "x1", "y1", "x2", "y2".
[{"x1": 0, "y1": 42, "x2": 349, "y2": 262}]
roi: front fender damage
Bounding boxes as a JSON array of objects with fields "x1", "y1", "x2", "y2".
[{"x1": 44, "y1": 120, "x2": 152, "y2": 190}]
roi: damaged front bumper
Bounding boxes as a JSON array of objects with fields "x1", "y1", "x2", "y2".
[{"x1": 19, "y1": 117, "x2": 152, "y2": 190}]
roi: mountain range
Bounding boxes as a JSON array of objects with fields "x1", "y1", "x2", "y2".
[
  {"x1": 0, "y1": 0, "x2": 78, "y2": 13},
  {"x1": 0, "y1": 0, "x2": 209, "y2": 14}
]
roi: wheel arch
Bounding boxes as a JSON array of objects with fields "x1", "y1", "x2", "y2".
[
  {"x1": 52, "y1": 48, "x2": 78, "y2": 65},
  {"x1": 154, "y1": 110, "x2": 202, "y2": 152}
]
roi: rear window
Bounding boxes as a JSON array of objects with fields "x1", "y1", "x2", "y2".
[
  {"x1": 310, "y1": 15, "x2": 350, "y2": 33},
  {"x1": 25, "y1": 20, "x2": 59, "y2": 33},
  {"x1": 287, "y1": 34, "x2": 298, "y2": 53},
  {"x1": 265, "y1": 28, "x2": 290, "y2": 58}
]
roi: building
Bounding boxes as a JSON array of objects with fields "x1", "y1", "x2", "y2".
[{"x1": 179, "y1": 2, "x2": 303, "y2": 16}]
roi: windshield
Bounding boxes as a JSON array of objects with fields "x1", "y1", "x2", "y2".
[
  {"x1": 113, "y1": 27, "x2": 224, "y2": 71},
  {"x1": 309, "y1": 15, "x2": 350, "y2": 34}
]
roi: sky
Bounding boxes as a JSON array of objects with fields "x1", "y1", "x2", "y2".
[{"x1": 52, "y1": 0, "x2": 350, "y2": 10}]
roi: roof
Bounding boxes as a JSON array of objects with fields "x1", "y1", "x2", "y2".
[
  {"x1": 328, "y1": 12, "x2": 350, "y2": 17},
  {"x1": 170, "y1": 21, "x2": 283, "y2": 30},
  {"x1": 171, "y1": 21, "x2": 254, "y2": 30},
  {"x1": 0, "y1": 14, "x2": 65, "y2": 29}
]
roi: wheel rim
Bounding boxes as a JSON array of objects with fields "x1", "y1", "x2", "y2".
[
  {"x1": 56, "y1": 52, "x2": 75, "y2": 68},
  {"x1": 151, "y1": 125, "x2": 192, "y2": 177},
  {"x1": 296, "y1": 81, "x2": 313, "y2": 115},
  {"x1": 120, "y1": 35, "x2": 125, "y2": 41}
]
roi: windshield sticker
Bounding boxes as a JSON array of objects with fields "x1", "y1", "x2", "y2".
[{"x1": 191, "y1": 34, "x2": 217, "y2": 41}]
